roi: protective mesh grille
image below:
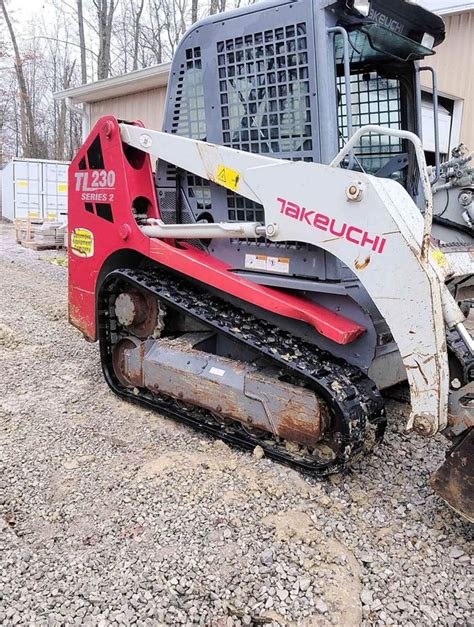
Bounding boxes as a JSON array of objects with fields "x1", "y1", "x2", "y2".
[
  {"x1": 227, "y1": 191, "x2": 264, "y2": 223},
  {"x1": 217, "y1": 23, "x2": 312, "y2": 223},
  {"x1": 171, "y1": 47, "x2": 210, "y2": 215},
  {"x1": 337, "y1": 72, "x2": 403, "y2": 174},
  {"x1": 217, "y1": 23, "x2": 312, "y2": 157},
  {"x1": 172, "y1": 47, "x2": 205, "y2": 139},
  {"x1": 158, "y1": 190, "x2": 178, "y2": 224},
  {"x1": 187, "y1": 174, "x2": 211, "y2": 211}
]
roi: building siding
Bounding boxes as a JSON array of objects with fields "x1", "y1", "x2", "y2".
[
  {"x1": 90, "y1": 86, "x2": 168, "y2": 131},
  {"x1": 421, "y1": 10, "x2": 474, "y2": 149}
]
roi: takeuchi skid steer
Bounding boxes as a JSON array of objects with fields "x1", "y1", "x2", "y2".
[{"x1": 68, "y1": 0, "x2": 474, "y2": 519}]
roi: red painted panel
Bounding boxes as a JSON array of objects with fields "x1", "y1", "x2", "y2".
[{"x1": 68, "y1": 116, "x2": 365, "y2": 345}]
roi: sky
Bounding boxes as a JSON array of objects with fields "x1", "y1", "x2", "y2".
[
  {"x1": 5, "y1": 0, "x2": 473, "y2": 33},
  {"x1": 7, "y1": 0, "x2": 474, "y2": 18},
  {"x1": 6, "y1": 0, "x2": 51, "y2": 22}
]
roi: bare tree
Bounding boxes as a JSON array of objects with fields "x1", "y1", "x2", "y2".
[
  {"x1": 142, "y1": 0, "x2": 165, "y2": 64},
  {"x1": 76, "y1": 0, "x2": 88, "y2": 83},
  {"x1": 132, "y1": 0, "x2": 145, "y2": 70},
  {"x1": 93, "y1": 0, "x2": 117, "y2": 79},
  {"x1": 191, "y1": 0, "x2": 198, "y2": 24},
  {"x1": 1, "y1": 0, "x2": 43, "y2": 157}
]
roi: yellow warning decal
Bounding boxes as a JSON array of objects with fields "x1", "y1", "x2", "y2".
[
  {"x1": 58, "y1": 183, "x2": 68, "y2": 193},
  {"x1": 431, "y1": 249, "x2": 448, "y2": 268},
  {"x1": 216, "y1": 164, "x2": 241, "y2": 191},
  {"x1": 71, "y1": 227, "x2": 94, "y2": 258},
  {"x1": 16, "y1": 180, "x2": 28, "y2": 187}
]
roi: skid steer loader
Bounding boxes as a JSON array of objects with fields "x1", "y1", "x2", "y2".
[{"x1": 68, "y1": 0, "x2": 473, "y2": 520}]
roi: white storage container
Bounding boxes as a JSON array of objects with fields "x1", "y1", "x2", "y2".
[{"x1": 1, "y1": 158, "x2": 69, "y2": 221}]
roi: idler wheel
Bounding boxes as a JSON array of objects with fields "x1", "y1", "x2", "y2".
[
  {"x1": 112, "y1": 337, "x2": 141, "y2": 387},
  {"x1": 114, "y1": 289, "x2": 160, "y2": 338}
]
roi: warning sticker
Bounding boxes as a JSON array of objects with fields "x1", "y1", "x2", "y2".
[
  {"x1": 245, "y1": 254, "x2": 290, "y2": 274},
  {"x1": 16, "y1": 180, "x2": 28, "y2": 187},
  {"x1": 209, "y1": 367, "x2": 226, "y2": 377},
  {"x1": 58, "y1": 183, "x2": 68, "y2": 193},
  {"x1": 216, "y1": 164, "x2": 241, "y2": 191},
  {"x1": 431, "y1": 249, "x2": 448, "y2": 268},
  {"x1": 71, "y1": 227, "x2": 94, "y2": 258}
]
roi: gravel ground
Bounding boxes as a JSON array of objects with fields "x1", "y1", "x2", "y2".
[{"x1": 0, "y1": 221, "x2": 472, "y2": 626}]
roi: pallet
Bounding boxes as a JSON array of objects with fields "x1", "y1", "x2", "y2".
[
  {"x1": 15, "y1": 218, "x2": 41, "y2": 244},
  {"x1": 20, "y1": 241, "x2": 65, "y2": 251},
  {"x1": 15, "y1": 218, "x2": 66, "y2": 250}
]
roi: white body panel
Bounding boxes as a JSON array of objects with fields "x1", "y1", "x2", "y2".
[
  {"x1": 1, "y1": 158, "x2": 69, "y2": 221},
  {"x1": 120, "y1": 123, "x2": 474, "y2": 435}
]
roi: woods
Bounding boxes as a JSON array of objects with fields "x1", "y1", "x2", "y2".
[{"x1": 0, "y1": 0, "x2": 256, "y2": 166}]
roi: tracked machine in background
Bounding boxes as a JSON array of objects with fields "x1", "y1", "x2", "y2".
[{"x1": 68, "y1": 0, "x2": 474, "y2": 520}]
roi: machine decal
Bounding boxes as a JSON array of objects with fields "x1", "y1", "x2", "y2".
[
  {"x1": 277, "y1": 197, "x2": 387, "y2": 254},
  {"x1": 245, "y1": 253, "x2": 290, "y2": 274},
  {"x1": 74, "y1": 170, "x2": 116, "y2": 202},
  {"x1": 431, "y1": 249, "x2": 449, "y2": 268},
  {"x1": 367, "y1": 8, "x2": 405, "y2": 35},
  {"x1": 71, "y1": 227, "x2": 94, "y2": 258},
  {"x1": 216, "y1": 164, "x2": 240, "y2": 191},
  {"x1": 209, "y1": 367, "x2": 226, "y2": 377}
]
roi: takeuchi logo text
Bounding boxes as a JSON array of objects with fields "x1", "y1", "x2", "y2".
[{"x1": 277, "y1": 197, "x2": 387, "y2": 254}]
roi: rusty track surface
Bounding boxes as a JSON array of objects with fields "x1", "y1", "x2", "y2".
[{"x1": 97, "y1": 267, "x2": 386, "y2": 476}]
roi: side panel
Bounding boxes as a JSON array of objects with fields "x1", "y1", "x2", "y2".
[
  {"x1": 68, "y1": 117, "x2": 158, "y2": 339},
  {"x1": 1, "y1": 161, "x2": 14, "y2": 221},
  {"x1": 13, "y1": 161, "x2": 42, "y2": 219},
  {"x1": 42, "y1": 162, "x2": 69, "y2": 219}
]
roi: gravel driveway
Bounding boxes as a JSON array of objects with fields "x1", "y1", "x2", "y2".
[{"x1": 0, "y1": 222, "x2": 472, "y2": 626}]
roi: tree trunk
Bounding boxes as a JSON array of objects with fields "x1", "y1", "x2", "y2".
[
  {"x1": 76, "y1": 0, "x2": 88, "y2": 84},
  {"x1": 132, "y1": 0, "x2": 145, "y2": 70},
  {"x1": 191, "y1": 0, "x2": 198, "y2": 24},
  {"x1": 56, "y1": 60, "x2": 76, "y2": 160},
  {"x1": 95, "y1": 0, "x2": 117, "y2": 80},
  {"x1": 1, "y1": 0, "x2": 38, "y2": 157}
]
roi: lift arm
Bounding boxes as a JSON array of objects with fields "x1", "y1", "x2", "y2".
[{"x1": 120, "y1": 123, "x2": 474, "y2": 435}]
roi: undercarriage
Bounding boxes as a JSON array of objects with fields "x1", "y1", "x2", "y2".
[{"x1": 100, "y1": 268, "x2": 386, "y2": 475}]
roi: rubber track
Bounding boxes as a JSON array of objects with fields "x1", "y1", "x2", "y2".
[
  {"x1": 98, "y1": 268, "x2": 386, "y2": 476},
  {"x1": 446, "y1": 328, "x2": 474, "y2": 383}
]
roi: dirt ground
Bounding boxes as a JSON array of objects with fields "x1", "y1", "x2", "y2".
[{"x1": 0, "y1": 222, "x2": 472, "y2": 626}]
